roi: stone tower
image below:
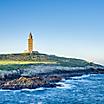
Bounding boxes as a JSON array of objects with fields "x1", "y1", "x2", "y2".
[{"x1": 28, "y1": 32, "x2": 33, "y2": 53}]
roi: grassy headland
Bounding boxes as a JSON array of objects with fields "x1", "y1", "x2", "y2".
[{"x1": 0, "y1": 52, "x2": 103, "y2": 71}]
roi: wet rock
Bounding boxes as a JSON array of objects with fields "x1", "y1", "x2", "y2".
[
  {"x1": 45, "y1": 75, "x2": 62, "y2": 83},
  {"x1": 0, "y1": 76, "x2": 60, "y2": 90}
]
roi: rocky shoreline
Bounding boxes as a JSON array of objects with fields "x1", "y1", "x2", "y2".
[
  {"x1": 0, "y1": 76, "x2": 62, "y2": 90},
  {"x1": 0, "y1": 64, "x2": 104, "y2": 90}
]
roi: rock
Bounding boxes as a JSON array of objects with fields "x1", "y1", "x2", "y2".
[
  {"x1": 0, "y1": 76, "x2": 60, "y2": 90},
  {"x1": 45, "y1": 75, "x2": 62, "y2": 83},
  {"x1": 0, "y1": 70, "x2": 21, "y2": 81}
]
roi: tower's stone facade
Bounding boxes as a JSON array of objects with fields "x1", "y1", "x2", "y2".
[{"x1": 28, "y1": 33, "x2": 33, "y2": 53}]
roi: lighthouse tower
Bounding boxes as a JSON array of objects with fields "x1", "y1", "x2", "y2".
[{"x1": 28, "y1": 32, "x2": 33, "y2": 53}]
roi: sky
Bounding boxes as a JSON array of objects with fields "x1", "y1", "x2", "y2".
[{"x1": 0, "y1": 0, "x2": 104, "y2": 65}]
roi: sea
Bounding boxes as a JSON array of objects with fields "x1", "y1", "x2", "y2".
[{"x1": 0, "y1": 74, "x2": 104, "y2": 104}]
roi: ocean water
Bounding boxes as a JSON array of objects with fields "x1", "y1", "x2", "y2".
[{"x1": 0, "y1": 74, "x2": 104, "y2": 104}]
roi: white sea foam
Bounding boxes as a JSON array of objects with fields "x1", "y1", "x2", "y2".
[
  {"x1": 56, "y1": 82, "x2": 72, "y2": 89},
  {"x1": 71, "y1": 74, "x2": 90, "y2": 79},
  {"x1": 0, "y1": 87, "x2": 46, "y2": 93},
  {"x1": 21, "y1": 87, "x2": 45, "y2": 92},
  {"x1": 61, "y1": 78, "x2": 66, "y2": 81},
  {"x1": 34, "y1": 87, "x2": 45, "y2": 91},
  {"x1": 0, "y1": 89, "x2": 21, "y2": 94},
  {"x1": 0, "y1": 89, "x2": 12, "y2": 92},
  {"x1": 13, "y1": 90, "x2": 21, "y2": 93}
]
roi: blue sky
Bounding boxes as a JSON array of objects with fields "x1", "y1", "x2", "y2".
[{"x1": 0, "y1": 0, "x2": 104, "y2": 64}]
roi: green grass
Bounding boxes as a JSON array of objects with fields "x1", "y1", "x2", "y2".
[
  {"x1": 0, "y1": 60, "x2": 57, "y2": 71},
  {"x1": 0, "y1": 60, "x2": 57, "y2": 65},
  {"x1": 0, "y1": 64, "x2": 27, "y2": 71}
]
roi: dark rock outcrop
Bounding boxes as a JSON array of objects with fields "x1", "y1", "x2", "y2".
[
  {"x1": 0, "y1": 76, "x2": 62, "y2": 90},
  {"x1": 45, "y1": 75, "x2": 62, "y2": 83}
]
